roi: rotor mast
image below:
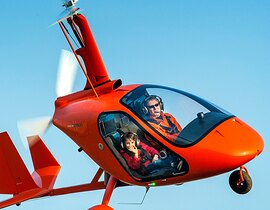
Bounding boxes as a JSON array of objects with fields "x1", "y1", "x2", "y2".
[
  {"x1": 73, "y1": 14, "x2": 110, "y2": 89},
  {"x1": 58, "y1": 7, "x2": 110, "y2": 90}
]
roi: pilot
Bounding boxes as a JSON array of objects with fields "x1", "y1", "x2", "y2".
[
  {"x1": 120, "y1": 132, "x2": 178, "y2": 175},
  {"x1": 143, "y1": 95, "x2": 182, "y2": 142}
]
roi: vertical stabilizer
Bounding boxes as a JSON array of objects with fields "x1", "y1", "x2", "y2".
[
  {"x1": 0, "y1": 132, "x2": 37, "y2": 195},
  {"x1": 28, "y1": 136, "x2": 61, "y2": 189},
  {"x1": 0, "y1": 133, "x2": 61, "y2": 209}
]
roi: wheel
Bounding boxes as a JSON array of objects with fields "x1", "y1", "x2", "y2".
[{"x1": 229, "y1": 170, "x2": 252, "y2": 194}]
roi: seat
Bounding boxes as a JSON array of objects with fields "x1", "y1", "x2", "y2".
[
  {"x1": 107, "y1": 129, "x2": 124, "y2": 150},
  {"x1": 132, "y1": 95, "x2": 148, "y2": 117},
  {"x1": 99, "y1": 114, "x2": 118, "y2": 137}
]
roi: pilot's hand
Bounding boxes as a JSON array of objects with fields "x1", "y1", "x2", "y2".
[{"x1": 166, "y1": 133, "x2": 179, "y2": 142}]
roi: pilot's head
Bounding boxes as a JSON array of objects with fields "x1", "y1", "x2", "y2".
[{"x1": 144, "y1": 95, "x2": 164, "y2": 118}]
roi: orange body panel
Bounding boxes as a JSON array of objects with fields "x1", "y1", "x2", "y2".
[
  {"x1": 73, "y1": 14, "x2": 110, "y2": 89},
  {"x1": 28, "y1": 136, "x2": 61, "y2": 190},
  {"x1": 53, "y1": 85, "x2": 142, "y2": 184},
  {"x1": 169, "y1": 117, "x2": 263, "y2": 182},
  {"x1": 53, "y1": 84, "x2": 264, "y2": 187}
]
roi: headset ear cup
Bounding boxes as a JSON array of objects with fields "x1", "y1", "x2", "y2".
[
  {"x1": 120, "y1": 139, "x2": 124, "y2": 149},
  {"x1": 156, "y1": 96, "x2": 164, "y2": 111},
  {"x1": 160, "y1": 100, "x2": 164, "y2": 111},
  {"x1": 142, "y1": 96, "x2": 149, "y2": 115},
  {"x1": 134, "y1": 133, "x2": 139, "y2": 147},
  {"x1": 136, "y1": 139, "x2": 140, "y2": 147},
  {"x1": 118, "y1": 130, "x2": 125, "y2": 149}
]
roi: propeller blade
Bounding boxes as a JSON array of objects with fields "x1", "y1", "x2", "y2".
[
  {"x1": 56, "y1": 49, "x2": 78, "y2": 97},
  {"x1": 17, "y1": 117, "x2": 52, "y2": 149}
]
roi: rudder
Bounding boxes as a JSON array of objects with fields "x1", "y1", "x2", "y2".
[
  {"x1": 28, "y1": 135, "x2": 61, "y2": 189},
  {"x1": 0, "y1": 133, "x2": 61, "y2": 209},
  {"x1": 0, "y1": 132, "x2": 37, "y2": 194}
]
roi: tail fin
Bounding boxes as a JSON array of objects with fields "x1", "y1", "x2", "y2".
[
  {"x1": 0, "y1": 132, "x2": 37, "y2": 194},
  {"x1": 28, "y1": 135, "x2": 61, "y2": 189},
  {"x1": 0, "y1": 132, "x2": 60, "y2": 209}
]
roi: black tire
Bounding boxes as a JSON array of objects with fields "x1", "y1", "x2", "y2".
[{"x1": 229, "y1": 170, "x2": 252, "y2": 194}]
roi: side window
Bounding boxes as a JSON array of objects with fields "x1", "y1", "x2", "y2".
[{"x1": 99, "y1": 112, "x2": 188, "y2": 181}]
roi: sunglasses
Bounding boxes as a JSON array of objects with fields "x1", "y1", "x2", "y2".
[{"x1": 147, "y1": 103, "x2": 160, "y2": 109}]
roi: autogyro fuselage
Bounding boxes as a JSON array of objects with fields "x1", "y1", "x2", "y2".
[
  {"x1": 0, "y1": 3, "x2": 264, "y2": 210},
  {"x1": 53, "y1": 12, "x2": 264, "y2": 188}
]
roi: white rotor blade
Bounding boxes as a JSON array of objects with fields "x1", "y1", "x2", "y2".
[
  {"x1": 54, "y1": 7, "x2": 81, "y2": 25},
  {"x1": 56, "y1": 49, "x2": 78, "y2": 97},
  {"x1": 17, "y1": 117, "x2": 52, "y2": 149},
  {"x1": 50, "y1": 0, "x2": 81, "y2": 25}
]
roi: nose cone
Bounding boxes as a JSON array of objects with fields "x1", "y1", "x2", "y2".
[
  {"x1": 196, "y1": 117, "x2": 264, "y2": 174},
  {"x1": 213, "y1": 117, "x2": 264, "y2": 166}
]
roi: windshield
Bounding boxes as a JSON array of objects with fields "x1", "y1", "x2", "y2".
[{"x1": 121, "y1": 85, "x2": 234, "y2": 146}]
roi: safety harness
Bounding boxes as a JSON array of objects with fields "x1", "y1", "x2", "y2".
[
  {"x1": 124, "y1": 146, "x2": 153, "y2": 174},
  {"x1": 148, "y1": 114, "x2": 180, "y2": 134}
]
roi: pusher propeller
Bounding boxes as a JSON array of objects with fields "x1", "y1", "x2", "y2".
[
  {"x1": 17, "y1": 117, "x2": 52, "y2": 149},
  {"x1": 18, "y1": 48, "x2": 78, "y2": 147},
  {"x1": 56, "y1": 49, "x2": 78, "y2": 97}
]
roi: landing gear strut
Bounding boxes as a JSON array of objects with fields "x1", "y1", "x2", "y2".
[
  {"x1": 88, "y1": 176, "x2": 117, "y2": 210},
  {"x1": 229, "y1": 166, "x2": 252, "y2": 194}
]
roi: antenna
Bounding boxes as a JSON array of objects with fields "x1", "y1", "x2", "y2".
[{"x1": 118, "y1": 187, "x2": 150, "y2": 205}]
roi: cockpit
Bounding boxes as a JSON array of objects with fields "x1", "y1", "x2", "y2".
[
  {"x1": 98, "y1": 85, "x2": 233, "y2": 181},
  {"x1": 99, "y1": 111, "x2": 188, "y2": 181}
]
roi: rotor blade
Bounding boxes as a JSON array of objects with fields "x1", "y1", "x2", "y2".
[
  {"x1": 49, "y1": 1, "x2": 80, "y2": 26},
  {"x1": 49, "y1": 1, "x2": 81, "y2": 26},
  {"x1": 17, "y1": 117, "x2": 52, "y2": 149},
  {"x1": 56, "y1": 49, "x2": 78, "y2": 97},
  {"x1": 56, "y1": 7, "x2": 80, "y2": 23}
]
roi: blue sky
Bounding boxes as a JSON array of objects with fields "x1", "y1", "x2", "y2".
[{"x1": 0, "y1": 0, "x2": 269, "y2": 209}]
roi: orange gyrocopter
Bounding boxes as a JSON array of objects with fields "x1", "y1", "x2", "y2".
[{"x1": 0, "y1": 1, "x2": 264, "y2": 210}]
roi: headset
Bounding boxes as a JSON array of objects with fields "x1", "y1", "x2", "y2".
[
  {"x1": 142, "y1": 95, "x2": 164, "y2": 115},
  {"x1": 120, "y1": 132, "x2": 140, "y2": 149}
]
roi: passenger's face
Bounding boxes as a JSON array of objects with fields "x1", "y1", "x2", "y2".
[
  {"x1": 147, "y1": 99, "x2": 161, "y2": 118},
  {"x1": 124, "y1": 138, "x2": 136, "y2": 150}
]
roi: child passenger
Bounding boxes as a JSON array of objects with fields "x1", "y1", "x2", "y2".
[{"x1": 120, "y1": 131, "x2": 176, "y2": 175}]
